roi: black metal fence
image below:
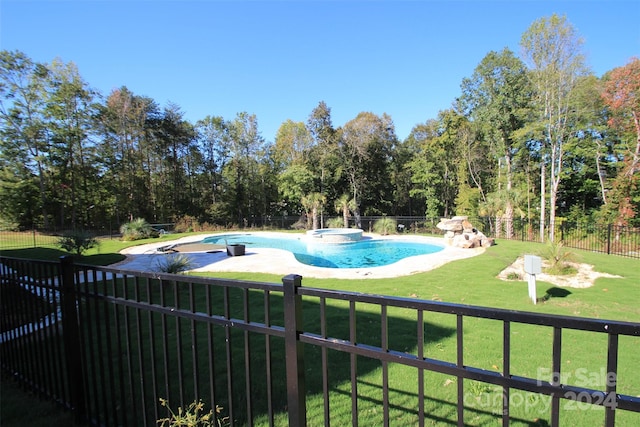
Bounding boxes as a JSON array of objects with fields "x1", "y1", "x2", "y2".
[
  {"x1": 2, "y1": 217, "x2": 638, "y2": 259},
  {"x1": 1, "y1": 256, "x2": 639, "y2": 426},
  {"x1": 470, "y1": 217, "x2": 640, "y2": 259},
  {"x1": 0, "y1": 230, "x2": 61, "y2": 250}
]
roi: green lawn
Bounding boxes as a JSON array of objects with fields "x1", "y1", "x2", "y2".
[
  {"x1": 1, "y1": 233, "x2": 639, "y2": 426},
  {"x1": 190, "y1": 236, "x2": 640, "y2": 426},
  {"x1": 194, "y1": 238, "x2": 639, "y2": 323}
]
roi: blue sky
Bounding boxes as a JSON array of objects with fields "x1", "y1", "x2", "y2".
[{"x1": 2, "y1": 0, "x2": 638, "y2": 142}]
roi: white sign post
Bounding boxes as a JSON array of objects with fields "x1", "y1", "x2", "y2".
[{"x1": 524, "y1": 255, "x2": 542, "y2": 304}]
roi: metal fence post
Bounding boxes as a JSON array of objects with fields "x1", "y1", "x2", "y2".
[
  {"x1": 282, "y1": 274, "x2": 306, "y2": 427},
  {"x1": 60, "y1": 256, "x2": 87, "y2": 425}
]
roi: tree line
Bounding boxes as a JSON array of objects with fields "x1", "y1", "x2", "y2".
[{"x1": 1, "y1": 14, "x2": 638, "y2": 240}]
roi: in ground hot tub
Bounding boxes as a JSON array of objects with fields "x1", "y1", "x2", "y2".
[{"x1": 306, "y1": 228, "x2": 363, "y2": 243}]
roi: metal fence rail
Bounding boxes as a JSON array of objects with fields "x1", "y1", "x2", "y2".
[
  {"x1": 476, "y1": 217, "x2": 640, "y2": 258},
  {"x1": 1, "y1": 256, "x2": 639, "y2": 426},
  {"x1": 3, "y1": 217, "x2": 639, "y2": 259}
]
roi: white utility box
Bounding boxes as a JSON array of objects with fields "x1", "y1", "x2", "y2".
[
  {"x1": 523, "y1": 255, "x2": 542, "y2": 304},
  {"x1": 524, "y1": 255, "x2": 542, "y2": 275}
]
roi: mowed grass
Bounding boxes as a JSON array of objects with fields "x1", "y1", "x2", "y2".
[
  {"x1": 192, "y1": 238, "x2": 640, "y2": 426},
  {"x1": 2, "y1": 233, "x2": 639, "y2": 425},
  {"x1": 0, "y1": 232, "x2": 197, "y2": 265},
  {"x1": 199, "y1": 238, "x2": 639, "y2": 322}
]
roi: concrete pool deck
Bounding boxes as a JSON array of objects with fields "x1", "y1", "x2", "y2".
[{"x1": 114, "y1": 232, "x2": 485, "y2": 279}]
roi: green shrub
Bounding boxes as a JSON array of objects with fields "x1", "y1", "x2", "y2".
[
  {"x1": 539, "y1": 240, "x2": 577, "y2": 275},
  {"x1": 157, "y1": 398, "x2": 228, "y2": 427},
  {"x1": 373, "y1": 217, "x2": 397, "y2": 235},
  {"x1": 57, "y1": 231, "x2": 98, "y2": 256},
  {"x1": 155, "y1": 253, "x2": 195, "y2": 274},
  {"x1": 506, "y1": 272, "x2": 522, "y2": 281},
  {"x1": 120, "y1": 218, "x2": 156, "y2": 241},
  {"x1": 173, "y1": 215, "x2": 225, "y2": 233},
  {"x1": 174, "y1": 215, "x2": 198, "y2": 233},
  {"x1": 0, "y1": 218, "x2": 19, "y2": 231},
  {"x1": 325, "y1": 217, "x2": 344, "y2": 228}
]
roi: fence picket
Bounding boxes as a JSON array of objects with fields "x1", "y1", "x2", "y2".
[{"x1": 1, "y1": 257, "x2": 639, "y2": 426}]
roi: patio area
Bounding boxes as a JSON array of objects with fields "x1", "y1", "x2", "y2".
[{"x1": 113, "y1": 232, "x2": 484, "y2": 279}]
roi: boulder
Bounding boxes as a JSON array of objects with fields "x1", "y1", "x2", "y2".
[
  {"x1": 481, "y1": 237, "x2": 495, "y2": 248},
  {"x1": 462, "y1": 218, "x2": 474, "y2": 233},
  {"x1": 452, "y1": 234, "x2": 474, "y2": 249},
  {"x1": 436, "y1": 216, "x2": 494, "y2": 249},
  {"x1": 436, "y1": 218, "x2": 463, "y2": 232}
]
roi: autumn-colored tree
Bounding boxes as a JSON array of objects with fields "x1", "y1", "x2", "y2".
[
  {"x1": 601, "y1": 57, "x2": 640, "y2": 226},
  {"x1": 602, "y1": 58, "x2": 640, "y2": 175}
]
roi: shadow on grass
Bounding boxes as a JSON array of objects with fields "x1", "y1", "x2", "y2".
[
  {"x1": 66, "y1": 280, "x2": 464, "y2": 425},
  {"x1": 2, "y1": 268, "x2": 552, "y2": 426},
  {"x1": 0, "y1": 247, "x2": 126, "y2": 269},
  {"x1": 0, "y1": 247, "x2": 69, "y2": 260},
  {"x1": 348, "y1": 378, "x2": 552, "y2": 426},
  {"x1": 540, "y1": 287, "x2": 572, "y2": 302}
]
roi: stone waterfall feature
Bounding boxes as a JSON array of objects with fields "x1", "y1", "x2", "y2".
[{"x1": 436, "y1": 216, "x2": 494, "y2": 248}]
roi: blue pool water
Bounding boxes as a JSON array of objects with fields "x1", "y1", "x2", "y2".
[{"x1": 201, "y1": 233, "x2": 444, "y2": 269}]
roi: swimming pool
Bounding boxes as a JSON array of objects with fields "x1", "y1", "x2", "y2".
[{"x1": 200, "y1": 233, "x2": 444, "y2": 268}]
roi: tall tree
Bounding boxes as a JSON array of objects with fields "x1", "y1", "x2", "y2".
[
  {"x1": 195, "y1": 115, "x2": 230, "y2": 221},
  {"x1": 408, "y1": 110, "x2": 465, "y2": 218},
  {"x1": 306, "y1": 101, "x2": 341, "y2": 205},
  {"x1": 520, "y1": 14, "x2": 589, "y2": 241},
  {"x1": 273, "y1": 119, "x2": 313, "y2": 169},
  {"x1": 224, "y1": 112, "x2": 264, "y2": 225},
  {"x1": 460, "y1": 48, "x2": 531, "y2": 237},
  {"x1": 339, "y1": 112, "x2": 396, "y2": 226},
  {"x1": 452, "y1": 116, "x2": 482, "y2": 217},
  {"x1": 146, "y1": 103, "x2": 196, "y2": 219},
  {"x1": 98, "y1": 87, "x2": 156, "y2": 223},
  {"x1": 559, "y1": 75, "x2": 611, "y2": 217},
  {"x1": 601, "y1": 57, "x2": 640, "y2": 226},
  {"x1": 407, "y1": 119, "x2": 442, "y2": 218},
  {"x1": 0, "y1": 50, "x2": 50, "y2": 228},
  {"x1": 389, "y1": 135, "x2": 421, "y2": 216},
  {"x1": 273, "y1": 120, "x2": 315, "y2": 214},
  {"x1": 46, "y1": 58, "x2": 99, "y2": 229},
  {"x1": 278, "y1": 163, "x2": 315, "y2": 215},
  {"x1": 434, "y1": 110, "x2": 467, "y2": 217}
]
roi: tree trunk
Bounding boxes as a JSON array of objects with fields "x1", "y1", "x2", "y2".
[
  {"x1": 312, "y1": 206, "x2": 319, "y2": 230},
  {"x1": 505, "y1": 204, "x2": 514, "y2": 239},
  {"x1": 539, "y1": 162, "x2": 546, "y2": 243},
  {"x1": 549, "y1": 187, "x2": 557, "y2": 243},
  {"x1": 627, "y1": 110, "x2": 640, "y2": 177},
  {"x1": 37, "y1": 160, "x2": 49, "y2": 229},
  {"x1": 595, "y1": 140, "x2": 607, "y2": 204},
  {"x1": 343, "y1": 206, "x2": 349, "y2": 228},
  {"x1": 505, "y1": 149, "x2": 514, "y2": 239}
]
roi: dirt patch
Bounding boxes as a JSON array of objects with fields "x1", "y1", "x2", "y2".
[{"x1": 498, "y1": 257, "x2": 622, "y2": 288}]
